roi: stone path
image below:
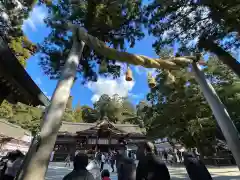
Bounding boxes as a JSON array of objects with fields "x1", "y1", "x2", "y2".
[{"x1": 46, "y1": 162, "x2": 240, "y2": 180}]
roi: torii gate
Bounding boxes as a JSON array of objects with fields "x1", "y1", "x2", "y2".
[{"x1": 17, "y1": 24, "x2": 240, "y2": 180}]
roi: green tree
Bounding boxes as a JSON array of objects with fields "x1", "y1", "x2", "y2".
[
  {"x1": 204, "y1": 56, "x2": 240, "y2": 131},
  {"x1": 144, "y1": 0, "x2": 240, "y2": 76},
  {"x1": 146, "y1": 55, "x2": 240, "y2": 156},
  {"x1": 74, "y1": 102, "x2": 82, "y2": 122},
  {"x1": 62, "y1": 109, "x2": 75, "y2": 122},
  {"x1": 10, "y1": 103, "x2": 43, "y2": 135},
  {"x1": 39, "y1": 0, "x2": 144, "y2": 81},
  {"x1": 93, "y1": 94, "x2": 136, "y2": 123},
  {"x1": 0, "y1": 0, "x2": 37, "y2": 66},
  {"x1": 82, "y1": 105, "x2": 98, "y2": 123},
  {"x1": 0, "y1": 100, "x2": 13, "y2": 119},
  {"x1": 20, "y1": 0, "x2": 201, "y2": 178}
]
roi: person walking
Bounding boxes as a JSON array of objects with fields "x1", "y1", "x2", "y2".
[
  {"x1": 163, "y1": 150, "x2": 168, "y2": 163},
  {"x1": 110, "y1": 151, "x2": 115, "y2": 172},
  {"x1": 50, "y1": 151, "x2": 55, "y2": 162},
  {"x1": 63, "y1": 153, "x2": 95, "y2": 180},
  {"x1": 177, "y1": 149, "x2": 182, "y2": 163},
  {"x1": 65, "y1": 154, "x2": 71, "y2": 167},
  {"x1": 100, "y1": 153, "x2": 105, "y2": 172},
  {"x1": 136, "y1": 142, "x2": 170, "y2": 180},
  {"x1": 95, "y1": 150, "x2": 102, "y2": 166}
]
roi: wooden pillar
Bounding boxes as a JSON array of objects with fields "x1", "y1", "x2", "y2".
[
  {"x1": 86, "y1": 136, "x2": 89, "y2": 151},
  {"x1": 70, "y1": 137, "x2": 76, "y2": 160},
  {"x1": 96, "y1": 130, "x2": 99, "y2": 151}
]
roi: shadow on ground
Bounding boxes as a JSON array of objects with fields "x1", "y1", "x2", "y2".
[{"x1": 46, "y1": 162, "x2": 240, "y2": 180}]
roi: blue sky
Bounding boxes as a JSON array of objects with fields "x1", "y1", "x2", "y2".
[{"x1": 22, "y1": 5, "x2": 157, "y2": 108}]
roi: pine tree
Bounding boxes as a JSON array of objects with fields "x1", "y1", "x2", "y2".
[
  {"x1": 74, "y1": 102, "x2": 82, "y2": 122},
  {"x1": 144, "y1": 0, "x2": 240, "y2": 76},
  {"x1": 146, "y1": 55, "x2": 240, "y2": 155},
  {"x1": 0, "y1": 0, "x2": 37, "y2": 66},
  {"x1": 39, "y1": 0, "x2": 144, "y2": 81}
]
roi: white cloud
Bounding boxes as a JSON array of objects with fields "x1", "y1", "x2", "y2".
[
  {"x1": 134, "y1": 66, "x2": 157, "y2": 77},
  {"x1": 35, "y1": 77, "x2": 42, "y2": 85},
  {"x1": 129, "y1": 93, "x2": 144, "y2": 100},
  {"x1": 87, "y1": 76, "x2": 135, "y2": 102},
  {"x1": 22, "y1": 6, "x2": 47, "y2": 32}
]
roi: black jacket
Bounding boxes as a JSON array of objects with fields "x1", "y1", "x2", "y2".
[
  {"x1": 183, "y1": 153, "x2": 212, "y2": 180},
  {"x1": 62, "y1": 169, "x2": 95, "y2": 180},
  {"x1": 136, "y1": 153, "x2": 170, "y2": 180},
  {"x1": 117, "y1": 155, "x2": 136, "y2": 180}
]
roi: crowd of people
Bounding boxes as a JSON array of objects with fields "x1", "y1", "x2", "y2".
[
  {"x1": 0, "y1": 150, "x2": 25, "y2": 180},
  {"x1": 160, "y1": 149, "x2": 184, "y2": 164},
  {"x1": 0, "y1": 142, "x2": 213, "y2": 180},
  {"x1": 62, "y1": 142, "x2": 213, "y2": 180}
]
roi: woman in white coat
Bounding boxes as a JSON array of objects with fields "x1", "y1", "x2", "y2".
[{"x1": 86, "y1": 158, "x2": 101, "y2": 180}]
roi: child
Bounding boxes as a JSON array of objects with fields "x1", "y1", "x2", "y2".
[{"x1": 101, "y1": 169, "x2": 111, "y2": 180}]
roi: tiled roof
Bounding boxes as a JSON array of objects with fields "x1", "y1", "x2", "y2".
[
  {"x1": 59, "y1": 122, "x2": 95, "y2": 135},
  {"x1": 59, "y1": 121, "x2": 145, "y2": 136},
  {"x1": 0, "y1": 118, "x2": 31, "y2": 140},
  {"x1": 0, "y1": 37, "x2": 50, "y2": 106}
]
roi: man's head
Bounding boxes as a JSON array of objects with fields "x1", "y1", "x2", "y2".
[
  {"x1": 144, "y1": 141, "x2": 156, "y2": 155},
  {"x1": 73, "y1": 153, "x2": 88, "y2": 170},
  {"x1": 101, "y1": 169, "x2": 110, "y2": 178}
]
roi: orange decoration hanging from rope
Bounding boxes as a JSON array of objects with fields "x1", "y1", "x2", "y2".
[
  {"x1": 125, "y1": 67, "x2": 133, "y2": 81},
  {"x1": 99, "y1": 60, "x2": 108, "y2": 74},
  {"x1": 147, "y1": 73, "x2": 156, "y2": 88}
]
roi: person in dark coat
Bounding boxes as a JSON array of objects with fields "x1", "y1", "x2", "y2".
[
  {"x1": 116, "y1": 144, "x2": 136, "y2": 180},
  {"x1": 136, "y1": 141, "x2": 170, "y2": 180},
  {"x1": 62, "y1": 153, "x2": 95, "y2": 180},
  {"x1": 177, "y1": 149, "x2": 182, "y2": 163},
  {"x1": 117, "y1": 154, "x2": 136, "y2": 180},
  {"x1": 183, "y1": 152, "x2": 212, "y2": 180}
]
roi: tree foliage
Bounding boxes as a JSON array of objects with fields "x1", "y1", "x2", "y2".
[
  {"x1": 144, "y1": 55, "x2": 240, "y2": 155},
  {"x1": 0, "y1": 100, "x2": 85, "y2": 133},
  {"x1": 39, "y1": 0, "x2": 144, "y2": 81},
  {"x1": 0, "y1": 100, "x2": 14, "y2": 118},
  {"x1": 81, "y1": 105, "x2": 98, "y2": 123},
  {"x1": 93, "y1": 94, "x2": 136, "y2": 123},
  {"x1": 0, "y1": 0, "x2": 37, "y2": 66},
  {"x1": 9, "y1": 102, "x2": 43, "y2": 135},
  {"x1": 74, "y1": 102, "x2": 82, "y2": 122},
  {"x1": 144, "y1": 0, "x2": 240, "y2": 75}
]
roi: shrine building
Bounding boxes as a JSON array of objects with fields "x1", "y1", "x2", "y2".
[{"x1": 53, "y1": 118, "x2": 146, "y2": 161}]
